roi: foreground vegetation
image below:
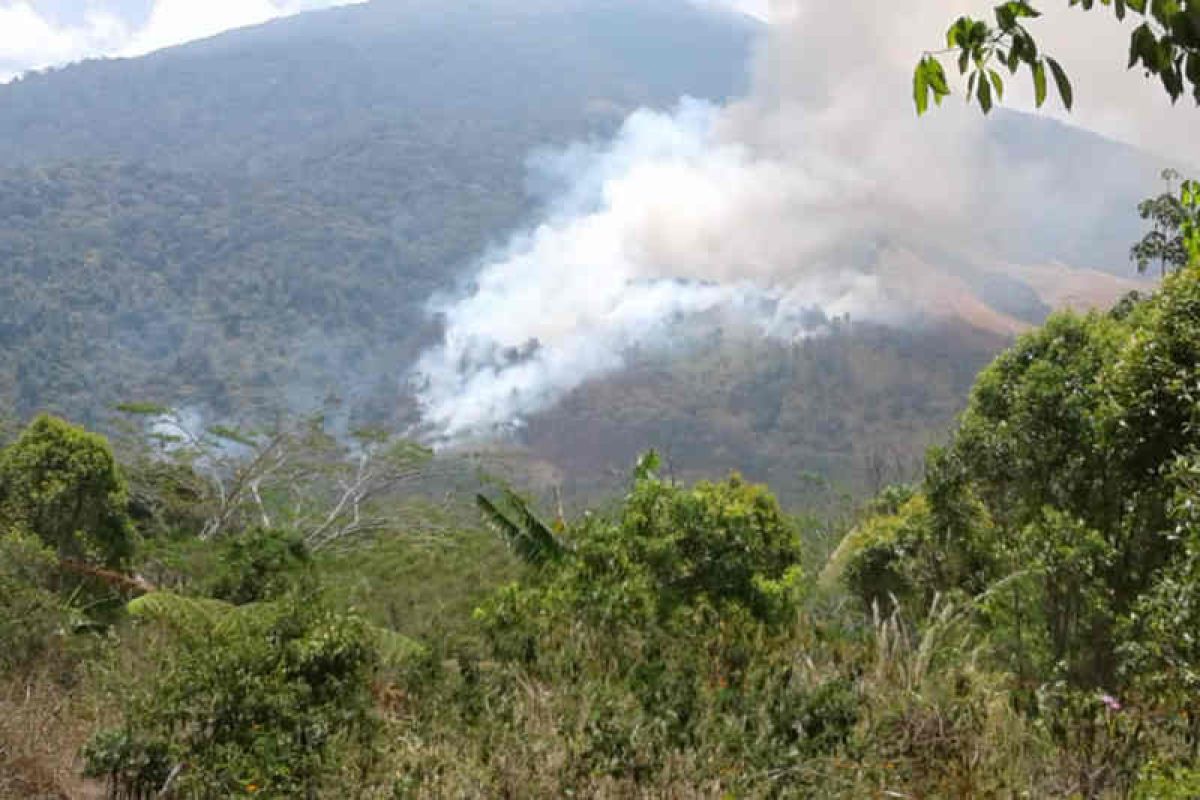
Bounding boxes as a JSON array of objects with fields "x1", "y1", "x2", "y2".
[
  {"x1": 1, "y1": 261, "x2": 1198, "y2": 797},
  {"x1": 3, "y1": 8, "x2": 1198, "y2": 793}
]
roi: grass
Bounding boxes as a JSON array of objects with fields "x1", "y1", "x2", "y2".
[
  {"x1": 316, "y1": 502, "x2": 523, "y2": 650},
  {"x1": 0, "y1": 666, "x2": 114, "y2": 799}
]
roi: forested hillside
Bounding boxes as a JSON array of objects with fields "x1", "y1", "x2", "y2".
[
  {"x1": 2, "y1": 264, "x2": 1199, "y2": 797},
  {"x1": 526, "y1": 320, "x2": 1006, "y2": 503},
  {"x1": 0, "y1": 0, "x2": 1169, "y2": 504},
  {"x1": 0, "y1": 0, "x2": 756, "y2": 427}
]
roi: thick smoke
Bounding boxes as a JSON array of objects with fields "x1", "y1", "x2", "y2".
[
  {"x1": 412, "y1": 98, "x2": 890, "y2": 438},
  {"x1": 411, "y1": 0, "x2": 1184, "y2": 441}
]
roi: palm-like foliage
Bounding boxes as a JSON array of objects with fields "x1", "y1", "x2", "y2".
[{"x1": 476, "y1": 489, "x2": 565, "y2": 568}]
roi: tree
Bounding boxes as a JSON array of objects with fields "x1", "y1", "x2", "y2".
[
  {"x1": 1132, "y1": 169, "x2": 1197, "y2": 275},
  {"x1": 118, "y1": 406, "x2": 437, "y2": 548},
  {"x1": 914, "y1": 0, "x2": 1200, "y2": 117},
  {"x1": 84, "y1": 592, "x2": 381, "y2": 798},
  {"x1": 0, "y1": 530, "x2": 76, "y2": 672},
  {"x1": 476, "y1": 454, "x2": 805, "y2": 666},
  {"x1": 0, "y1": 415, "x2": 135, "y2": 568},
  {"x1": 843, "y1": 266, "x2": 1200, "y2": 691}
]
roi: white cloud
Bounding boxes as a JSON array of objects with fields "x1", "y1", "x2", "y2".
[
  {"x1": 121, "y1": 0, "x2": 363, "y2": 57},
  {"x1": 0, "y1": 2, "x2": 129, "y2": 77},
  {"x1": 698, "y1": 0, "x2": 769, "y2": 22},
  {"x1": 0, "y1": 0, "x2": 364, "y2": 80}
]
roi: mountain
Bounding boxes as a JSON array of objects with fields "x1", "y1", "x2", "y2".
[
  {"x1": 0, "y1": 0, "x2": 758, "y2": 426},
  {"x1": 0, "y1": 0, "x2": 1165, "y2": 502}
]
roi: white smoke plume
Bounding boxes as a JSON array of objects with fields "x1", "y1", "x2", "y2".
[
  {"x1": 412, "y1": 98, "x2": 889, "y2": 439},
  {"x1": 412, "y1": 0, "x2": 1193, "y2": 441}
]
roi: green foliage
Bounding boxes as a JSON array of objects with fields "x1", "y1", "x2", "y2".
[
  {"x1": 916, "y1": 0, "x2": 1200, "y2": 115},
  {"x1": 1119, "y1": 453, "x2": 1200, "y2": 721},
  {"x1": 0, "y1": 415, "x2": 135, "y2": 568},
  {"x1": 87, "y1": 592, "x2": 380, "y2": 798},
  {"x1": 475, "y1": 489, "x2": 565, "y2": 568},
  {"x1": 1132, "y1": 169, "x2": 1200, "y2": 275},
  {"x1": 0, "y1": 530, "x2": 75, "y2": 673},
  {"x1": 952, "y1": 311, "x2": 1125, "y2": 527},
  {"x1": 446, "y1": 464, "x2": 815, "y2": 786},
  {"x1": 1012, "y1": 509, "x2": 1117, "y2": 685},
  {"x1": 1133, "y1": 762, "x2": 1200, "y2": 799},
  {"x1": 204, "y1": 528, "x2": 313, "y2": 605},
  {"x1": 837, "y1": 265, "x2": 1200, "y2": 747},
  {"x1": 616, "y1": 470, "x2": 802, "y2": 619},
  {"x1": 480, "y1": 465, "x2": 805, "y2": 639},
  {"x1": 81, "y1": 728, "x2": 172, "y2": 800},
  {"x1": 834, "y1": 493, "x2": 930, "y2": 610},
  {"x1": 123, "y1": 459, "x2": 209, "y2": 542}
]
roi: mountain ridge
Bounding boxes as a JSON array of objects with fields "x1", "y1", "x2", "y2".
[{"x1": 0, "y1": 0, "x2": 1166, "y2": 499}]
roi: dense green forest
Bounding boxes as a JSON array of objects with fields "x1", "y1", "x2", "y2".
[
  {"x1": 0, "y1": 0, "x2": 758, "y2": 432},
  {"x1": 3, "y1": 259, "x2": 1200, "y2": 797},
  {"x1": 0, "y1": 0, "x2": 1171, "y2": 505}
]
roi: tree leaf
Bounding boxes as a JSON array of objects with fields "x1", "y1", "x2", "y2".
[
  {"x1": 914, "y1": 61, "x2": 931, "y2": 115},
  {"x1": 989, "y1": 68, "x2": 1005, "y2": 100},
  {"x1": 977, "y1": 68, "x2": 994, "y2": 112},
  {"x1": 1047, "y1": 57, "x2": 1074, "y2": 109}
]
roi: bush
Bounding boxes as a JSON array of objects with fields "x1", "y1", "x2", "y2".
[
  {"x1": 832, "y1": 493, "x2": 929, "y2": 612},
  {"x1": 0, "y1": 530, "x2": 75, "y2": 673},
  {"x1": 205, "y1": 527, "x2": 312, "y2": 605},
  {"x1": 85, "y1": 592, "x2": 380, "y2": 798}
]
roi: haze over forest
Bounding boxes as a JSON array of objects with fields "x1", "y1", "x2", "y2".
[
  {"x1": 0, "y1": 0, "x2": 1185, "y2": 499},
  {"x1": 4, "y1": 2, "x2": 1200, "y2": 798}
]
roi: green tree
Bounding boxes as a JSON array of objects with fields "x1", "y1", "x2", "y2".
[
  {"x1": 0, "y1": 415, "x2": 135, "y2": 568},
  {"x1": 84, "y1": 592, "x2": 380, "y2": 798},
  {"x1": 914, "y1": 0, "x2": 1200, "y2": 116},
  {"x1": 204, "y1": 527, "x2": 314, "y2": 605},
  {"x1": 474, "y1": 457, "x2": 805, "y2": 680},
  {"x1": 1132, "y1": 169, "x2": 1198, "y2": 275}
]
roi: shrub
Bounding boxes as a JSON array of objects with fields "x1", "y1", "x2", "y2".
[
  {"x1": 204, "y1": 527, "x2": 312, "y2": 605},
  {"x1": 0, "y1": 530, "x2": 75, "y2": 673},
  {"x1": 85, "y1": 592, "x2": 380, "y2": 798}
]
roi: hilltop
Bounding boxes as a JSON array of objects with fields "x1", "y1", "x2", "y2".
[{"x1": 0, "y1": 0, "x2": 1163, "y2": 499}]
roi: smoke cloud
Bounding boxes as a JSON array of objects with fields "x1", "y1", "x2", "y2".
[
  {"x1": 412, "y1": 0, "x2": 1196, "y2": 441},
  {"x1": 412, "y1": 98, "x2": 881, "y2": 438}
]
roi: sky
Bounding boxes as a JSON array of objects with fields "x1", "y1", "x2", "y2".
[{"x1": 0, "y1": 0, "x2": 364, "y2": 81}]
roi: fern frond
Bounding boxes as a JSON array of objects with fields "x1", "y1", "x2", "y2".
[
  {"x1": 372, "y1": 628, "x2": 427, "y2": 669},
  {"x1": 127, "y1": 592, "x2": 234, "y2": 634}
]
